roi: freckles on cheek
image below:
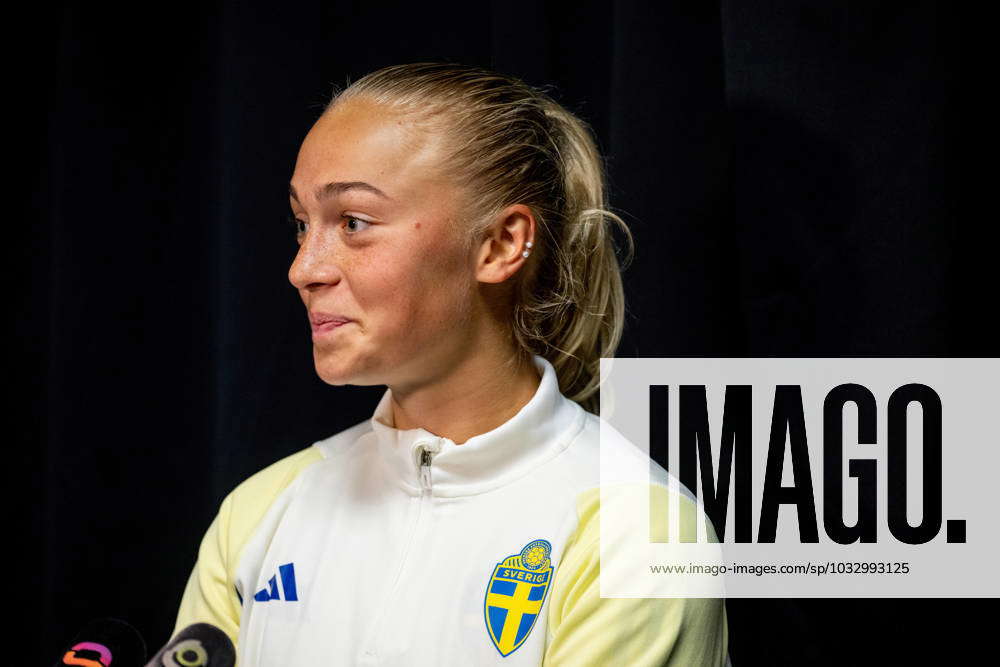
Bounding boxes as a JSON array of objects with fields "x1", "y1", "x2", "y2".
[
  {"x1": 363, "y1": 225, "x2": 468, "y2": 327},
  {"x1": 361, "y1": 254, "x2": 421, "y2": 317},
  {"x1": 363, "y1": 259, "x2": 400, "y2": 300}
]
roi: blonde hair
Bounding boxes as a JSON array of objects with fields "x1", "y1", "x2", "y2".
[{"x1": 326, "y1": 63, "x2": 633, "y2": 414}]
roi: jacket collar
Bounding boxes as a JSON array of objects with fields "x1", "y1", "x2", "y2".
[{"x1": 369, "y1": 355, "x2": 586, "y2": 497}]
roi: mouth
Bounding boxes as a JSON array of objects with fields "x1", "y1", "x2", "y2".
[{"x1": 309, "y1": 312, "x2": 353, "y2": 337}]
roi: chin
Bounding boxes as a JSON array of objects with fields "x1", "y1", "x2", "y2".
[
  {"x1": 313, "y1": 349, "x2": 382, "y2": 387},
  {"x1": 314, "y1": 359, "x2": 358, "y2": 386}
]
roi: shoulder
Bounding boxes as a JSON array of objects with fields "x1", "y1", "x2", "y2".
[
  {"x1": 212, "y1": 446, "x2": 324, "y2": 566},
  {"x1": 549, "y1": 410, "x2": 696, "y2": 504},
  {"x1": 173, "y1": 420, "x2": 372, "y2": 641},
  {"x1": 225, "y1": 416, "x2": 371, "y2": 515},
  {"x1": 226, "y1": 445, "x2": 325, "y2": 510},
  {"x1": 221, "y1": 418, "x2": 371, "y2": 557},
  {"x1": 559, "y1": 411, "x2": 712, "y2": 548}
]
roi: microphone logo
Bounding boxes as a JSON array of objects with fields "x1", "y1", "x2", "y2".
[
  {"x1": 62, "y1": 642, "x2": 113, "y2": 667},
  {"x1": 157, "y1": 638, "x2": 208, "y2": 667}
]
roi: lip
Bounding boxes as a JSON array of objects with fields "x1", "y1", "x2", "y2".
[{"x1": 309, "y1": 311, "x2": 353, "y2": 337}]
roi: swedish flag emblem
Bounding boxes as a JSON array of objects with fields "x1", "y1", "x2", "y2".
[{"x1": 483, "y1": 539, "x2": 554, "y2": 657}]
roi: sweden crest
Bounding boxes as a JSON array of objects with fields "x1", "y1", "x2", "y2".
[{"x1": 484, "y1": 539, "x2": 554, "y2": 657}]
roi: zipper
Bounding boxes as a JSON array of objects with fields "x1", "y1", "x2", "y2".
[
  {"x1": 419, "y1": 446, "x2": 434, "y2": 493},
  {"x1": 361, "y1": 442, "x2": 436, "y2": 663}
]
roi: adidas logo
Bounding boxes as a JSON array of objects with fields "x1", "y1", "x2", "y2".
[{"x1": 253, "y1": 562, "x2": 299, "y2": 602}]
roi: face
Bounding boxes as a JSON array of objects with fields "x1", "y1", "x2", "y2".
[{"x1": 288, "y1": 98, "x2": 480, "y2": 390}]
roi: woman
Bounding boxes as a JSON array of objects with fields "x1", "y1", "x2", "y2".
[{"x1": 174, "y1": 62, "x2": 728, "y2": 665}]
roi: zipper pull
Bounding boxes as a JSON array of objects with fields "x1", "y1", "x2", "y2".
[{"x1": 418, "y1": 446, "x2": 434, "y2": 492}]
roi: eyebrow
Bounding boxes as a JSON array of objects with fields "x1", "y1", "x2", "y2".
[{"x1": 288, "y1": 181, "x2": 392, "y2": 203}]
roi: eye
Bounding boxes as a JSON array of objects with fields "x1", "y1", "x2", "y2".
[
  {"x1": 287, "y1": 213, "x2": 308, "y2": 237},
  {"x1": 343, "y1": 215, "x2": 372, "y2": 234}
]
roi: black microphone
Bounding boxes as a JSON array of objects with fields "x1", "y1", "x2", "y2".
[
  {"x1": 144, "y1": 623, "x2": 235, "y2": 667},
  {"x1": 53, "y1": 617, "x2": 147, "y2": 667}
]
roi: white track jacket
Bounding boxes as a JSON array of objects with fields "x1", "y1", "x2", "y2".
[{"x1": 174, "y1": 355, "x2": 728, "y2": 665}]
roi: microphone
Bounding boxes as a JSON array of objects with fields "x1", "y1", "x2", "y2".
[
  {"x1": 54, "y1": 617, "x2": 147, "y2": 667},
  {"x1": 144, "y1": 623, "x2": 235, "y2": 667}
]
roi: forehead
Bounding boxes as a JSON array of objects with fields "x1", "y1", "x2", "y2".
[{"x1": 292, "y1": 98, "x2": 452, "y2": 206}]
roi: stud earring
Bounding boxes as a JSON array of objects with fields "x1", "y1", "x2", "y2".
[{"x1": 522, "y1": 240, "x2": 533, "y2": 258}]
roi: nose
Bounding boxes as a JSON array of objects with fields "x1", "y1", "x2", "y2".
[{"x1": 288, "y1": 231, "x2": 343, "y2": 291}]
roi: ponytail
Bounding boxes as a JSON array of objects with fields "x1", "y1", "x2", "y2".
[{"x1": 511, "y1": 101, "x2": 633, "y2": 413}]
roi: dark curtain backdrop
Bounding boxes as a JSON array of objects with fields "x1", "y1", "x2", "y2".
[{"x1": 18, "y1": 1, "x2": 985, "y2": 664}]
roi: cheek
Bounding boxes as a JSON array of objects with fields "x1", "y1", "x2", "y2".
[{"x1": 356, "y1": 243, "x2": 473, "y2": 336}]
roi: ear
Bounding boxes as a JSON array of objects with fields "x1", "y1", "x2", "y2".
[{"x1": 475, "y1": 204, "x2": 537, "y2": 284}]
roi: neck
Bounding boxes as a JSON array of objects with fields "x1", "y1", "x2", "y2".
[{"x1": 389, "y1": 347, "x2": 542, "y2": 445}]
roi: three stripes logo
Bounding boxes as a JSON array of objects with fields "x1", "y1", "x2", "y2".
[{"x1": 253, "y1": 562, "x2": 299, "y2": 602}]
